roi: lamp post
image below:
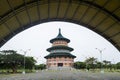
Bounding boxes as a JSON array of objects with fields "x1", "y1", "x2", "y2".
[
  {"x1": 85, "y1": 57, "x2": 88, "y2": 72},
  {"x1": 95, "y1": 48, "x2": 105, "y2": 73},
  {"x1": 20, "y1": 49, "x2": 30, "y2": 74}
]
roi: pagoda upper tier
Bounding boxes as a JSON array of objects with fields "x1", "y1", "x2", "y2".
[{"x1": 50, "y1": 29, "x2": 70, "y2": 43}]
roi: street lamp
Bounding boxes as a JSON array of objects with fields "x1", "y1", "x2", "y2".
[
  {"x1": 85, "y1": 57, "x2": 88, "y2": 72},
  {"x1": 20, "y1": 49, "x2": 30, "y2": 74},
  {"x1": 95, "y1": 48, "x2": 106, "y2": 73}
]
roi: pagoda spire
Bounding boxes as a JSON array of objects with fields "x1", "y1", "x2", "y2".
[
  {"x1": 57, "y1": 28, "x2": 63, "y2": 38},
  {"x1": 59, "y1": 28, "x2": 61, "y2": 34},
  {"x1": 58, "y1": 28, "x2": 62, "y2": 37},
  {"x1": 50, "y1": 28, "x2": 70, "y2": 43}
]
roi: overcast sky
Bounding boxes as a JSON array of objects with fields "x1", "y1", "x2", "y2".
[{"x1": 0, "y1": 21, "x2": 120, "y2": 64}]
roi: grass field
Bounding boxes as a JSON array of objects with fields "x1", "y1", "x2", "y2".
[{"x1": 0, "y1": 70, "x2": 120, "y2": 80}]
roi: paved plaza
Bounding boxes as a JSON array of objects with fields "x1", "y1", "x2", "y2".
[{"x1": 0, "y1": 70, "x2": 120, "y2": 80}]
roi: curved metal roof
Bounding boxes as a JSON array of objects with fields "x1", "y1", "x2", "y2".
[{"x1": 0, "y1": 0, "x2": 120, "y2": 51}]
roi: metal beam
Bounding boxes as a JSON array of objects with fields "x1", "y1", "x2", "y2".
[
  {"x1": 23, "y1": 0, "x2": 31, "y2": 24},
  {"x1": 48, "y1": 0, "x2": 50, "y2": 20},
  {"x1": 6, "y1": 0, "x2": 22, "y2": 27},
  {"x1": 0, "y1": 16, "x2": 15, "y2": 36},
  {"x1": 94, "y1": 5, "x2": 120, "y2": 30},
  {"x1": 87, "y1": 0, "x2": 110, "y2": 25},
  {"x1": 0, "y1": 22, "x2": 14, "y2": 45},
  {"x1": 115, "y1": 41, "x2": 120, "y2": 46},
  {"x1": 0, "y1": 37, "x2": 7, "y2": 45},
  {"x1": 94, "y1": 16, "x2": 109, "y2": 30},
  {"x1": 0, "y1": 29, "x2": 18, "y2": 48},
  {"x1": 79, "y1": 0, "x2": 120, "y2": 22},
  {"x1": 108, "y1": 32, "x2": 120, "y2": 40},
  {"x1": 56, "y1": 0, "x2": 61, "y2": 19},
  {"x1": 63, "y1": 0, "x2": 71, "y2": 19},
  {"x1": 1, "y1": 38, "x2": 6, "y2": 42},
  {"x1": 71, "y1": 1, "x2": 80, "y2": 19},
  {"x1": 101, "y1": 22, "x2": 117, "y2": 35},
  {"x1": 79, "y1": 0, "x2": 95, "y2": 22},
  {"x1": 37, "y1": 0, "x2": 40, "y2": 20},
  {"x1": 4, "y1": 22, "x2": 15, "y2": 35}
]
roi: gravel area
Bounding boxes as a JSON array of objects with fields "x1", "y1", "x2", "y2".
[{"x1": 0, "y1": 70, "x2": 120, "y2": 80}]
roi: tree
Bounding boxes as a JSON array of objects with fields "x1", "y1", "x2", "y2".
[
  {"x1": 0, "y1": 50, "x2": 23, "y2": 73},
  {"x1": 0, "y1": 53, "x2": 5, "y2": 69},
  {"x1": 85, "y1": 57, "x2": 97, "y2": 70},
  {"x1": 96, "y1": 61, "x2": 101, "y2": 68},
  {"x1": 0, "y1": 50, "x2": 36, "y2": 73},
  {"x1": 35, "y1": 64, "x2": 46, "y2": 70},
  {"x1": 73, "y1": 61, "x2": 86, "y2": 69},
  {"x1": 25, "y1": 56, "x2": 36, "y2": 70},
  {"x1": 103, "y1": 60, "x2": 111, "y2": 69},
  {"x1": 116, "y1": 62, "x2": 120, "y2": 69}
]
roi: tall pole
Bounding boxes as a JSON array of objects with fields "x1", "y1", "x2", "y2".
[
  {"x1": 23, "y1": 51, "x2": 26, "y2": 74},
  {"x1": 95, "y1": 48, "x2": 105, "y2": 73},
  {"x1": 85, "y1": 57, "x2": 88, "y2": 72},
  {"x1": 34, "y1": 57, "x2": 38, "y2": 72},
  {"x1": 20, "y1": 49, "x2": 30, "y2": 74}
]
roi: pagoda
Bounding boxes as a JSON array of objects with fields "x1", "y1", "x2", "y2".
[{"x1": 44, "y1": 29, "x2": 76, "y2": 70}]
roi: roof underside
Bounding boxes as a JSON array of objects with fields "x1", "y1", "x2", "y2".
[{"x1": 0, "y1": 0, "x2": 120, "y2": 51}]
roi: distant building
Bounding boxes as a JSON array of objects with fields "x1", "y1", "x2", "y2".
[{"x1": 44, "y1": 29, "x2": 76, "y2": 70}]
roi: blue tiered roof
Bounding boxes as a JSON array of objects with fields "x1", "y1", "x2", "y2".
[{"x1": 50, "y1": 28, "x2": 70, "y2": 43}]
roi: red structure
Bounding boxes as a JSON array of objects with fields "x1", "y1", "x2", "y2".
[{"x1": 44, "y1": 29, "x2": 76, "y2": 70}]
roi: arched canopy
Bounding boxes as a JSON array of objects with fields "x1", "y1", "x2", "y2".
[{"x1": 0, "y1": 0, "x2": 120, "y2": 51}]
